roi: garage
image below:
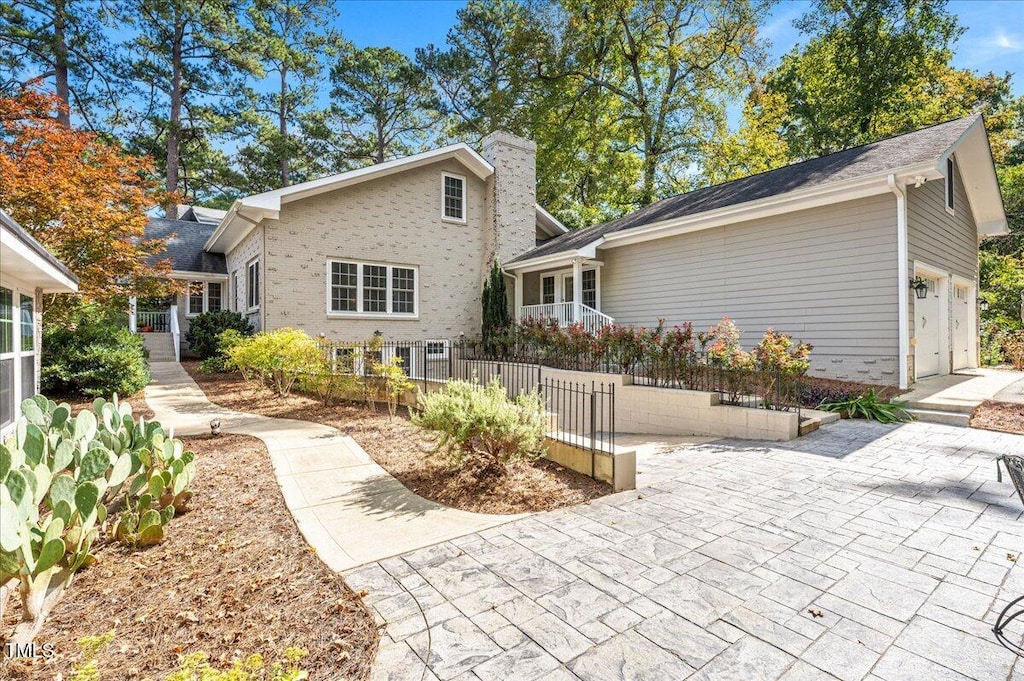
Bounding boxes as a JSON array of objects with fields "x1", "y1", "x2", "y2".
[{"x1": 914, "y1": 275, "x2": 942, "y2": 378}]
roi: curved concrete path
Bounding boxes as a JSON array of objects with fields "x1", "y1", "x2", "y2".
[{"x1": 144, "y1": 361, "x2": 524, "y2": 572}]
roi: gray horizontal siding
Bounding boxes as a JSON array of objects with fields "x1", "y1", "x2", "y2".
[{"x1": 600, "y1": 193, "x2": 901, "y2": 383}]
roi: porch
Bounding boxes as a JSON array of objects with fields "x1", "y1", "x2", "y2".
[{"x1": 512, "y1": 256, "x2": 614, "y2": 333}]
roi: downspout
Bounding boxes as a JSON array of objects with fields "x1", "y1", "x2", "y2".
[{"x1": 888, "y1": 174, "x2": 910, "y2": 389}]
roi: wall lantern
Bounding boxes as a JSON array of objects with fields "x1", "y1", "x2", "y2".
[
  {"x1": 910, "y1": 277, "x2": 929, "y2": 299},
  {"x1": 980, "y1": 299, "x2": 990, "y2": 312}
]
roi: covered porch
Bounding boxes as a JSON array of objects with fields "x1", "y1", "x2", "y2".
[
  {"x1": 510, "y1": 256, "x2": 614, "y2": 333},
  {"x1": 128, "y1": 273, "x2": 230, "y2": 361}
]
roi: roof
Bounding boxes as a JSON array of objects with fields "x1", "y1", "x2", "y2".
[
  {"x1": 206, "y1": 143, "x2": 496, "y2": 252},
  {"x1": 0, "y1": 209, "x2": 79, "y2": 292},
  {"x1": 145, "y1": 217, "x2": 227, "y2": 274},
  {"x1": 176, "y1": 205, "x2": 228, "y2": 224},
  {"x1": 511, "y1": 116, "x2": 1000, "y2": 264}
]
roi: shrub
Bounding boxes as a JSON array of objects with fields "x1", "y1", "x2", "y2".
[
  {"x1": 42, "y1": 304, "x2": 148, "y2": 397},
  {"x1": 226, "y1": 328, "x2": 322, "y2": 396},
  {"x1": 1003, "y1": 331, "x2": 1024, "y2": 371},
  {"x1": 819, "y1": 389, "x2": 913, "y2": 423},
  {"x1": 184, "y1": 310, "x2": 254, "y2": 359},
  {"x1": 371, "y1": 356, "x2": 415, "y2": 418},
  {"x1": 413, "y1": 378, "x2": 546, "y2": 475}
]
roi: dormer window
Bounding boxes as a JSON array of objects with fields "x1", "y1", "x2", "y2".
[
  {"x1": 945, "y1": 157, "x2": 955, "y2": 214},
  {"x1": 442, "y1": 172, "x2": 466, "y2": 222}
]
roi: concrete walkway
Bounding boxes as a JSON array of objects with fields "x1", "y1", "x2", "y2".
[
  {"x1": 903, "y1": 367, "x2": 1024, "y2": 412},
  {"x1": 351, "y1": 420, "x2": 1024, "y2": 681},
  {"x1": 144, "y1": 361, "x2": 523, "y2": 572}
]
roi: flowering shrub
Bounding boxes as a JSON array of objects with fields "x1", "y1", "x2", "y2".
[{"x1": 752, "y1": 329, "x2": 813, "y2": 375}]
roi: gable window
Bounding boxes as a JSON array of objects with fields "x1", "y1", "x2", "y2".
[
  {"x1": 247, "y1": 259, "x2": 260, "y2": 310},
  {"x1": 442, "y1": 172, "x2": 466, "y2": 222},
  {"x1": 328, "y1": 259, "x2": 418, "y2": 317},
  {"x1": 945, "y1": 158, "x2": 955, "y2": 214}
]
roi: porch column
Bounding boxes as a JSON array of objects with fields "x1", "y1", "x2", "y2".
[
  {"x1": 514, "y1": 271, "x2": 523, "y2": 324},
  {"x1": 128, "y1": 296, "x2": 137, "y2": 333},
  {"x1": 572, "y1": 257, "x2": 583, "y2": 324}
]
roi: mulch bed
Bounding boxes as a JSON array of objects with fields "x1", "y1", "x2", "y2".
[
  {"x1": 799, "y1": 376, "x2": 906, "y2": 409},
  {"x1": 183, "y1": 362, "x2": 611, "y2": 515},
  {"x1": 970, "y1": 400, "x2": 1024, "y2": 435},
  {"x1": 2, "y1": 431, "x2": 378, "y2": 680}
]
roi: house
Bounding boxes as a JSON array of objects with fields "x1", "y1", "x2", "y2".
[
  {"x1": 0, "y1": 209, "x2": 79, "y2": 437},
  {"x1": 506, "y1": 115, "x2": 1006, "y2": 388},
  {"x1": 142, "y1": 118, "x2": 1005, "y2": 388},
  {"x1": 140, "y1": 132, "x2": 567, "y2": 359}
]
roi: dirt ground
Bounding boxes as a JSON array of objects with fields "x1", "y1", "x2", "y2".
[
  {"x1": 970, "y1": 400, "x2": 1024, "y2": 435},
  {"x1": 1, "y1": 432, "x2": 378, "y2": 681},
  {"x1": 184, "y1": 362, "x2": 611, "y2": 515}
]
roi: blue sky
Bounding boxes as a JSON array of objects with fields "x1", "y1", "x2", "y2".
[{"x1": 335, "y1": 0, "x2": 1024, "y2": 95}]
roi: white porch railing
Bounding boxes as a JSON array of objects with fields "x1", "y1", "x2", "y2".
[
  {"x1": 519, "y1": 302, "x2": 614, "y2": 334},
  {"x1": 137, "y1": 310, "x2": 170, "y2": 332}
]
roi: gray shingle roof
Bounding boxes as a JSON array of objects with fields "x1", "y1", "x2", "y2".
[
  {"x1": 145, "y1": 217, "x2": 227, "y2": 274},
  {"x1": 511, "y1": 116, "x2": 978, "y2": 264}
]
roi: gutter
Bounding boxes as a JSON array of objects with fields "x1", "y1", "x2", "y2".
[{"x1": 888, "y1": 174, "x2": 910, "y2": 389}]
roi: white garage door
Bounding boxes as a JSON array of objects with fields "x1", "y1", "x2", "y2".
[
  {"x1": 953, "y1": 285, "x2": 970, "y2": 370},
  {"x1": 915, "y1": 277, "x2": 941, "y2": 378}
]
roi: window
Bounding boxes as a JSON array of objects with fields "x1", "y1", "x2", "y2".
[
  {"x1": 392, "y1": 267, "x2": 415, "y2": 314},
  {"x1": 946, "y1": 158, "x2": 955, "y2": 214},
  {"x1": 394, "y1": 345, "x2": 413, "y2": 376},
  {"x1": 541, "y1": 276, "x2": 555, "y2": 305},
  {"x1": 363, "y1": 265, "x2": 387, "y2": 313},
  {"x1": 442, "y1": 172, "x2": 466, "y2": 222},
  {"x1": 20, "y1": 294, "x2": 34, "y2": 401},
  {"x1": 426, "y1": 340, "x2": 449, "y2": 359},
  {"x1": 188, "y1": 281, "x2": 204, "y2": 315},
  {"x1": 0, "y1": 288, "x2": 12, "y2": 429},
  {"x1": 207, "y1": 282, "x2": 222, "y2": 312},
  {"x1": 327, "y1": 260, "x2": 418, "y2": 317},
  {"x1": 247, "y1": 259, "x2": 260, "y2": 309},
  {"x1": 330, "y1": 262, "x2": 358, "y2": 312},
  {"x1": 232, "y1": 271, "x2": 240, "y2": 311},
  {"x1": 333, "y1": 346, "x2": 358, "y2": 374},
  {"x1": 563, "y1": 275, "x2": 574, "y2": 303},
  {"x1": 582, "y1": 269, "x2": 597, "y2": 309}
]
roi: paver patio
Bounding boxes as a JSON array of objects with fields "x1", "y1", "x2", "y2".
[{"x1": 349, "y1": 420, "x2": 1024, "y2": 681}]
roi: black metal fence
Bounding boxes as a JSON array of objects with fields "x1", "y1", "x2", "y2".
[{"x1": 314, "y1": 338, "x2": 616, "y2": 453}]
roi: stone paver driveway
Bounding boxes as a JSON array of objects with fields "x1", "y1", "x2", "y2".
[{"x1": 347, "y1": 421, "x2": 1024, "y2": 681}]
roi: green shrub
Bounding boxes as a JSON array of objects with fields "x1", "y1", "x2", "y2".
[
  {"x1": 819, "y1": 389, "x2": 913, "y2": 423},
  {"x1": 226, "y1": 328, "x2": 322, "y2": 396},
  {"x1": 42, "y1": 304, "x2": 149, "y2": 397},
  {"x1": 371, "y1": 356, "x2": 415, "y2": 418},
  {"x1": 184, "y1": 310, "x2": 254, "y2": 359},
  {"x1": 413, "y1": 378, "x2": 546, "y2": 475}
]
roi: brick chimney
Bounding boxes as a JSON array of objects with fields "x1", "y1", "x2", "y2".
[{"x1": 481, "y1": 131, "x2": 536, "y2": 269}]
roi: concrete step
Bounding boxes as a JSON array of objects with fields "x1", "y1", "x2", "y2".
[
  {"x1": 142, "y1": 333, "x2": 176, "y2": 362},
  {"x1": 907, "y1": 408, "x2": 971, "y2": 427},
  {"x1": 905, "y1": 399, "x2": 976, "y2": 415}
]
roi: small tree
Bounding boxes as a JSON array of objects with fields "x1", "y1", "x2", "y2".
[{"x1": 482, "y1": 259, "x2": 511, "y2": 352}]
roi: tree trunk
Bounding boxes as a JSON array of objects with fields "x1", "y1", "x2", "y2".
[
  {"x1": 279, "y1": 66, "x2": 290, "y2": 186},
  {"x1": 52, "y1": 0, "x2": 71, "y2": 127},
  {"x1": 165, "y1": 19, "x2": 184, "y2": 218}
]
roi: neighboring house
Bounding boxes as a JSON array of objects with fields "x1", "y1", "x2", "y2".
[
  {"x1": 143, "y1": 118, "x2": 1005, "y2": 388},
  {"x1": 141, "y1": 132, "x2": 567, "y2": 358},
  {"x1": 507, "y1": 115, "x2": 1006, "y2": 388},
  {"x1": 0, "y1": 210, "x2": 79, "y2": 437}
]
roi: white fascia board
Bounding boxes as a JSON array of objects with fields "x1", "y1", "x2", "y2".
[
  {"x1": 506, "y1": 251, "x2": 592, "y2": 273},
  {"x1": 535, "y1": 204, "x2": 570, "y2": 235},
  {"x1": 937, "y1": 118, "x2": 1008, "y2": 236},
  {"x1": 170, "y1": 270, "x2": 230, "y2": 281},
  {"x1": 598, "y1": 163, "x2": 937, "y2": 250},
  {"x1": 0, "y1": 228, "x2": 78, "y2": 293}
]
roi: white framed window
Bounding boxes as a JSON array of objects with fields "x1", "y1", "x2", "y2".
[
  {"x1": 425, "y1": 339, "x2": 449, "y2": 359},
  {"x1": 442, "y1": 172, "x2": 466, "y2": 223},
  {"x1": 231, "y1": 271, "x2": 240, "y2": 311},
  {"x1": 945, "y1": 157, "x2": 955, "y2": 215},
  {"x1": 0, "y1": 286, "x2": 38, "y2": 435},
  {"x1": 541, "y1": 276, "x2": 555, "y2": 305},
  {"x1": 327, "y1": 259, "x2": 418, "y2": 318},
  {"x1": 0, "y1": 287, "x2": 14, "y2": 430},
  {"x1": 582, "y1": 269, "x2": 597, "y2": 309},
  {"x1": 247, "y1": 259, "x2": 260, "y2": 310},
  {"x1": 186, "y1": 280, "x2": 224, "y2": 316}
]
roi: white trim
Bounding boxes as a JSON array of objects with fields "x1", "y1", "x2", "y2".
[
  {"x1": 951, "y1": 274, "x2": 978, "y2": 370},
  {"x1": 0, "y1": 281, "x2": 39, "y2": 438},
  {"x1": 441, "y1": 172, "x2": 468, "y2": 224},
  {"x1": 169, "y1": 270, "x2": 230, "y2": 282},
  {"x1": 944, "y1": 157, "x2": 956, "y2": 216},
  {"x1": 888, "y1": 175, "x2": 911, "y2": 389},
  {"x1": 205, "y1": 144, "x2": 494, "y2": 252},
  {"x1": 535, "y1": 204, "x2": 570, "y2": 236},
  {"x1": 185, "y1": 279, "x2": 225, "y2": 317},
  {"x1": 325, "y1": 258, "x2": 419, "y2": 319},
  {"x1": 0, "y1": 225, "x2": 78, "y2": 293}
]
